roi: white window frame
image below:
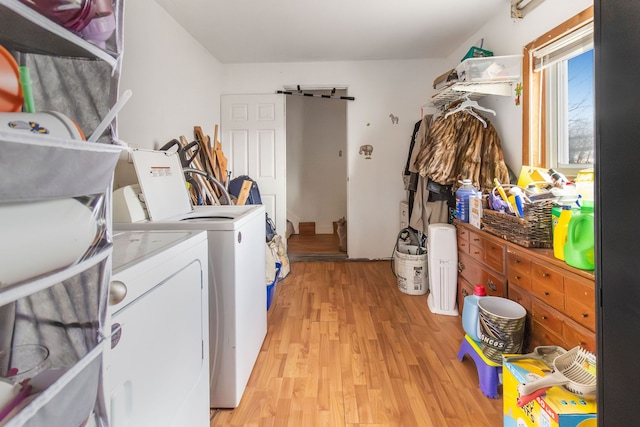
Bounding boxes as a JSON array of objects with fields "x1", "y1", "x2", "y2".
[{"x1": 546, "y1": 60, "x2": 579, "y2": 171}]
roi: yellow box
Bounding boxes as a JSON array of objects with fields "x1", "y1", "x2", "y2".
[
  {"x1": 503, "y1": 358, "x2": 597, "y2": 427},
  {"x1": 517, "y1": 166, "x2": 553, "y2": 188}
]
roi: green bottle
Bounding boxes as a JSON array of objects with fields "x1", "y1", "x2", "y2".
[{"x1": 564, "y1": 201, "x2": 595, "y2": 270}]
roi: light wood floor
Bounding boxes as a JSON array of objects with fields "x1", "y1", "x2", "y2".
[
  {"x1": 210, "y1": 261, "x2": 502, "y2": 427},
  {"x1": 287, "y1": 233, "x2": 344, "y2": 255}
]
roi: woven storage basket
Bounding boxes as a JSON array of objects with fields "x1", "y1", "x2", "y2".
[{"x1": 482, "y1": 199, "x2": 554, "y2": 248}]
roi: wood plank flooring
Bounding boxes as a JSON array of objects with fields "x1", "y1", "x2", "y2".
[
  {"x1": 210, "y1": 261, "x2": 503, "y2": 427},
  {"x1": 287, "y1": 233, "x2": 344, "y2": 255}
]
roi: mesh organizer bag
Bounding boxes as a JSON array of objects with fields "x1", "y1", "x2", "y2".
[
  {"x1": 482, "y1": 184, "x2": 554, "y2": 248},
  {"x1": 0, "y1": 133, "x2": 120, "y2": 426}
]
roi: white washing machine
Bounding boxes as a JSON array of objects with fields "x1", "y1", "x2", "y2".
[
  {"x1": 113, "y1": 149, "x2": 267, "y2": 408},
  {"x1": 107, "y1": 230, "x2": 209, "y2": 426}
]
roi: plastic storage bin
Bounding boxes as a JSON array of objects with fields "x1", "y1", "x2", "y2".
[
  {"x1": 266, "y1": 262, "x2": 281, "y2": 310},
  {"x1": 456, "y1": 54, "x2": 522, "y2": 82}
]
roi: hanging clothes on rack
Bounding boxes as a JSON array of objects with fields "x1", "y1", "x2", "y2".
[
  {"x1": 403, "y1": 114, "x2": 451, "y2": 233},
  {"x1": 413, "y1": 99, "x2": 510, "y2": 193},
  {"x1": 403, "y1": 119, "x2": 423, "y2": 218}
]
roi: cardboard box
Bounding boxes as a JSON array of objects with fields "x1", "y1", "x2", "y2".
[
  {"x1": 469, "y1": 195, "x2": 483, "y2": 229},
  {"x1": 433, "y1": 68, "x2": 457, "y2": 90},
  {"x1": 503, "y1": 358, "x2": 597, "y2": 427}
]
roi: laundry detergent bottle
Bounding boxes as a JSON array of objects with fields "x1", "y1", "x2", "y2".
[
  {"x1": 455, "y1": 179, "x2": 479, "y2": 223},
  {"x1": 564, "y1": 201, "x2": 595, "y2": 270},
  {"x1": 553, "y1": 205, "x2": 573, "y2": 260},
  {"x1": 462, "y1": 284, "x2": 486, "y2": 342}
]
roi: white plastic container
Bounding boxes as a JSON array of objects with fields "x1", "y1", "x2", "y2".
[
  {"x1": 0, "y1": 110, "x2": 84, "y2": 140},
  {"x1": 456, "y1": 54, "x2": 522, "y2": 82},
  {"x1": 427, "y1": 223, "x2": 458, "y2": 316}
]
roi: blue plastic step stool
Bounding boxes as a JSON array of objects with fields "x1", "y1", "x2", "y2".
[{"x1": 457, "y1": 334, "x2": 502, "y2": 399}]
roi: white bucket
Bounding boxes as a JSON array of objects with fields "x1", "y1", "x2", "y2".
[
  {"x1": 394, "y1": 248, "x2": 428, "y2": 295},
  {"x1": 0, "y1": 110, "x2": 84, "y2": 140}
]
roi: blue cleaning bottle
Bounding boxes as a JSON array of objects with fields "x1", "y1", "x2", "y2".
[
  {"x1": 462, "y1": 284, "x2": 487, "y2": 342},
  {"x1": 455, "y1": 179, "x2": 479, "y2": 223}
]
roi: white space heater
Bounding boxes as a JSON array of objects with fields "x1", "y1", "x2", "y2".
[{"x1": 427, "y1": 223, "x2": 459, "y2": 316}]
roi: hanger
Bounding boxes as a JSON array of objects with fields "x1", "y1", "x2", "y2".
[
  {"x1": 443, "y1": 95, "x2": 496, "y2": 127},
  {"x1": 465, "y1": 108, "x2": 488, "y2": 128}
]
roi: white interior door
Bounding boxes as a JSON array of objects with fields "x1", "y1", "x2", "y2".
[{"x1": 221, "y1": 94, "x2": 286, "y2": 235}]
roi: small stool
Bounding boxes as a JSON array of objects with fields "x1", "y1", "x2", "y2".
[{"x1": 457, "y1": 334, "x2": 502, "y2": 399}]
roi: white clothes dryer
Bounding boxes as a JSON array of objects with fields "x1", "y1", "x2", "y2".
[
  {"x1": 107, "y1": 230, "x2": 209, "y2": 426},
  {"x1": 113, "y1": 149, "x2": 267, "y2": 408}
]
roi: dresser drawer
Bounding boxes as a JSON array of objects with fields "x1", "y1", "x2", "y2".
[
  {"x1": 484, "y1": 239, "x2": 505, "y2": 274},
  {"x1": 531, "y1": 263, "x2": 565, "y2": 311},
  {"x1": 508, "y1": 283, "x2": 531, "y2": 312},
  {"x1": 457, "y1": 238, "x2": 470, "y2": 255},
  {"x1": 468, "y1": 230, "x2": 483, "y2": 247},
  {"x1": 530, "y1": 277, "x2": 565, "y2": 311},
  {"x1": 564, "y1": 275, "x2": 596, "y2": 331},
  {"x1": 563, "y1": 319, "x2": 597, "y2": 354},
  {"x1": 457, "y1": 226, "x2": 470, "y2": 242},
  {"x1": 530, "y1": 320, "x2": 565, "y2": 350},
  {"x1": 506, "y1": 249, "x2": 532, "y2": 290},
  {"x1": 531, "y1": 262, "x2": 564, "y2": 290},
  {"x1": 468, "y1": 240, "x2": 483, "y2": 260},
  {"x1": 531, "y1": 298, "x2": 564, "y2": 336},
  {"x1": 458, "y1": 253, "x2": 506, "y2": 297}
]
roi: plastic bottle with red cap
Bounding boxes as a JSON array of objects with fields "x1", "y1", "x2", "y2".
[{"x1": 462, "y1": 284, "x2": 487, "y2": 342}]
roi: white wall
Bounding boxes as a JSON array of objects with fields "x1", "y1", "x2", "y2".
[
  {"x1": 114, "y1": 0, "x2": 223, "y2": 188},
  {"x1": 443, "y1": 0, "x2": 593, "y2": 173},
  {"x1": 221, "y1": 59, "x2": 447, "y2": 259},
  {"x1": 114, "y1": 0, "x2": 591, "y2": 259},
  {"x1": 286, "y1": 93, "x2": 347, "y2": 234}
]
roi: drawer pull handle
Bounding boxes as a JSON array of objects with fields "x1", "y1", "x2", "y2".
[
  {"x1": 473, "y1": 238, "x2": 480, "y2": 242},
  {"x1": 541, "y1": 316, "x2": 547, "y2": 320},
  {"x1": 458, "y1": 261, "x2": 465, "y2": 272},
  {"x1": 581, "y1": 313, "x2": 589, "y2": 318},
  {"x1": 544, "y1": 291, "x2": 550, "y2": 296},
  {"x1": 487, "y1": 280, "x2": 497, "y2": 291},
  {"x1": 515, "y1": 275, "x2": 521, "y2": 280},
  {"x1": 462, "y1": 289, "x2": 469, "y2": 297},
  {"x1": 473, "y1": 250, "x2": 481, "y2": 255},
  {"x1": 542, "y1": 273, "x2": 549, "y2": 277}
]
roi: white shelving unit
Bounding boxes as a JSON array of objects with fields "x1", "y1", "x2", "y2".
[
  {"x1": 0, "y1": 1, "x2": 122, "y2": 425},
  {"x1": 0, "y1": 0, "x2": 119, "y2": 68},
  {"x1": 424, "y1": 80, "x2": 517, "y2": 108}
]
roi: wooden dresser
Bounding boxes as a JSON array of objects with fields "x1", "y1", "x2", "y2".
[{"x1": 456, "y1": 221, "x2": 596, "y2": 354}]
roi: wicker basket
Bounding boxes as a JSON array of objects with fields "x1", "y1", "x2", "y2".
[{"x1": 481, "y1": 199, "x2": 554, "y2": 248}]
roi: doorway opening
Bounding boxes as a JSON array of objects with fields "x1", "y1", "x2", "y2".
[{"x1": 284, "y1": 87, "x2": 348, "y2": 259}]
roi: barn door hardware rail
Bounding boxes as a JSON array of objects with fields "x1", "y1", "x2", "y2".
[{"x1": 276, "y1": 86, "x2": 355, "y2": 101}]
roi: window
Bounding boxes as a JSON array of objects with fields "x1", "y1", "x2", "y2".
[{"x1": 522, "y1": 7, "x2": 594, "y2": 174}]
